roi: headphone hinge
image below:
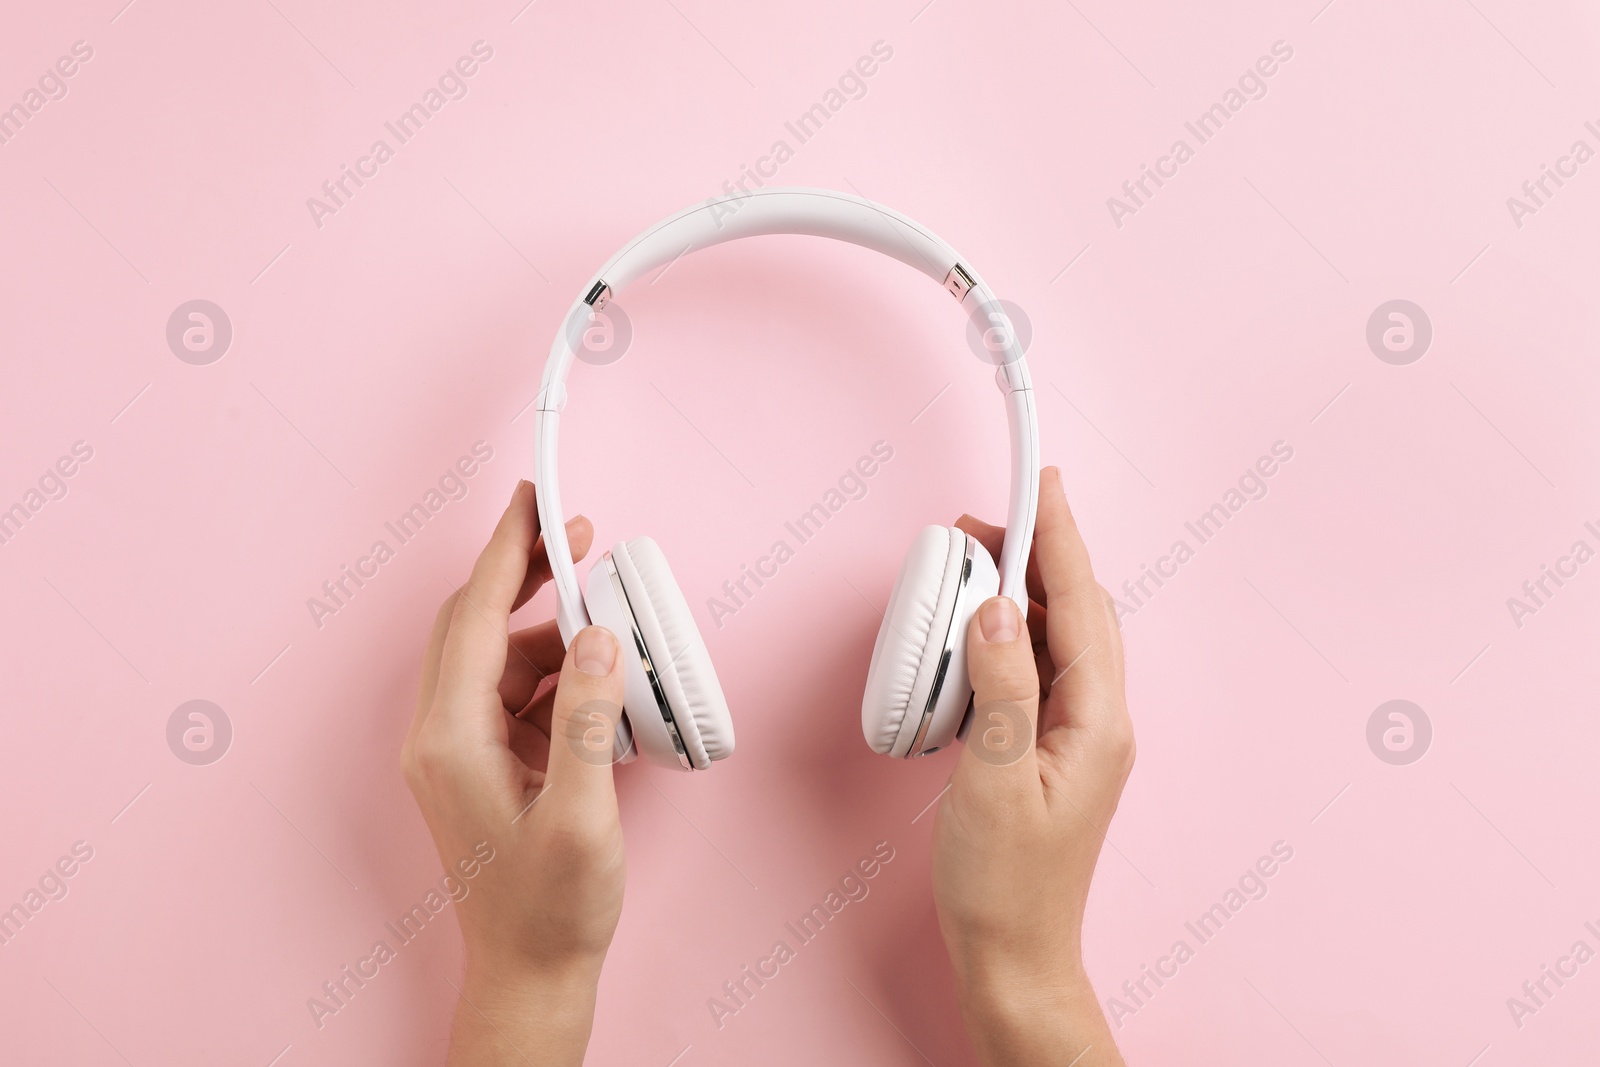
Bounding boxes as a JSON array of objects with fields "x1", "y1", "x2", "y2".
[{"x1": 943, "y1": 263, "x2": 974, "y2": 302}]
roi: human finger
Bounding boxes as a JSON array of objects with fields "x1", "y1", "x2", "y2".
[
  {"x1": 954, "y1": 512, "x2": 1046, "y2": 606},
  {"x1": 512, "y1": 516, "x2": 593, "y2": 613},
  {"x1": 954, "y1": 596, "x2": 1042, "y2": 795},
  {"x1": 541, "y1": 626, "x2": 625, "y2": 807},
  {"x1": 498, "y1": 620, "x2": 567, "y2": 715},
  {"x1": 435, "y1": 481, "x2": 540, "y2": 730},
  {"x1": 1032, "y1": 467, "x2": 1121, "y2": 736},
  {"x1": 408, "y1": 589, "x2": 461, "y2": 747}
]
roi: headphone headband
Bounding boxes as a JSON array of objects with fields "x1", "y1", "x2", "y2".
[{"x1": 534, "y1": 187, "x2": 1039, "y2": 642}]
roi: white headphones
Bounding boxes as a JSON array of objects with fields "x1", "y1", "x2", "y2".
[{"x1": 533, "y1": 188, "x2": 1039, "y2": 770}]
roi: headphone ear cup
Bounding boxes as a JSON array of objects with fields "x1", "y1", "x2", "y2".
[
  {"x1": 583, "y1": 537, "x2": 734, "y2": 770},
  {"x1": 861, "y1": 526, "x2": 999, "y2": 758}
]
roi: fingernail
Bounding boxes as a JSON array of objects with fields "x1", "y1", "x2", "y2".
[
  {"x1": 511, "y1": 479, "x2": 530, "y2": 503},
  {"x1": 979, "y1": 597, "x2": 1020, "y2": 643},
  {"x1": 573, "y1": 626, "x2": 617, "y2": 675}
]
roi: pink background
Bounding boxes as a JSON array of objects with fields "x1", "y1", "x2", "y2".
[{"x1": 3, "y1": 1, "x2": 1598, "y2": 1064}]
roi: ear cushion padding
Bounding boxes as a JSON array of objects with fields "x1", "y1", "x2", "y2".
[
  {"x1": 861, "y1": 526, "x2": 973, "y2": 757},
  {"x1": 611, "y1": 537, "x2": 734, "y2": 767}
]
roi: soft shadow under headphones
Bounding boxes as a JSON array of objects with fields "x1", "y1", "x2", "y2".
[{"x1": 533, "y1": 188, "x2": 1039, "y2": 770}]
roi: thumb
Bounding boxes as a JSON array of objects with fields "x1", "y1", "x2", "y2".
[
  {"x1": 542, "y1": 625, "x2": 625, "y2": 806},
  {"x1": 957, "y1": 596, "x2": 1041, "y2": 784}
]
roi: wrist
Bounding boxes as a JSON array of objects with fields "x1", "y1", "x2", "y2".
[
  {"x1": 945, "y1": 929, "x2": 1085, "y2": 1007},
  {"x1": 956, "y1": 965, "x2": 1120, "y2": 1067},
  {"x1": 957, "y1": 959, "x2": 1094, "y2": 1024},
  {"x1": 450, "y1": 962, "x2": 601, "y2": 1067},
  {"x1": 462, "y1": 924, "x2": 608, "y2": 988},
  {"x1": 461, "y1": 954, "x2": 601, "y2": 1008}
]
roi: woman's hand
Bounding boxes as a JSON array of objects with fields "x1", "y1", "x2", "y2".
[
  {"x1": 402, "y1": 479, "x2": 627, "y2": 1066},
  {"x1": 933, "y1": 467, "x2": 1134, "y2": 1067}
]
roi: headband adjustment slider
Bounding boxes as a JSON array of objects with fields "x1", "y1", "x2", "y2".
[
  {"x1": 943, "y1": 263, "x2": 974, "y2": 302},
  {"x1": 535, "y1": 382, "x2": 568, "y2": 414},
  {"x1": 584, "y1": 281, "x2": 612, "y2": 312}
]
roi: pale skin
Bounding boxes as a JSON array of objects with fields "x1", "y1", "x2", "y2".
[
  {"x1": 403, "y1": 469, "x2": 1132, "y2": 1065},
  {"x1": 942, "y1": 465, "x2": 1134, "y2": 1067}
]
